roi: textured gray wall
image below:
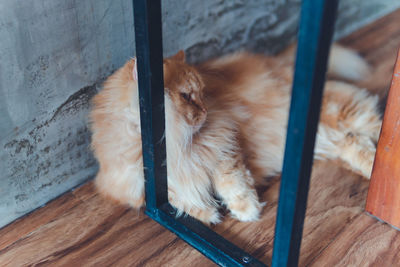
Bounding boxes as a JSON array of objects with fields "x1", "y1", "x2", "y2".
[
  {"x1": 1, "y1": 0, "x2": 399, "y2": 228},
  {"x1": 0, "y1": 0, "x2": 134, "y2": 227}
]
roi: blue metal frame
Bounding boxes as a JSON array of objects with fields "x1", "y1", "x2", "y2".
[
  {"x1": 133, "y1": 0, "x2": 338, "y2": 266},
  {"x1": 133, "y1": 0, "x2": 167, "y2": 212},
  {"x1": 272, "y1": 1, "x2": 338, "y2": 266}
]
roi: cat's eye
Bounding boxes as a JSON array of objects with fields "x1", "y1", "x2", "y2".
[{"x1": 180, "y1": 92, "x2": 191, "y2": 101}]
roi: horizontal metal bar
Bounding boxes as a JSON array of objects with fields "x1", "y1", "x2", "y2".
[
  {"x1": 133, "y1": 0, "x2": 168, "y2": 210},
  {"x1": 271, "y1": 0, "x2": 339, "y2": 266},
  {"x1": 146, "y1": 204, "x2": 266, "y2": 267}
]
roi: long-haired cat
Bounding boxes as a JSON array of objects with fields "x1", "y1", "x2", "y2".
[
  {"x1": 90, "y1": 52, "x2": 262, "y2": 224},
  {"x1": 90, "y1": 46, "x2": 381, "y2": 224}
]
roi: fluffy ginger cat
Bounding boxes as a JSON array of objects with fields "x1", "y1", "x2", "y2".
[
  {"x1": 90, "y1": 52, "x2": 262, "y2": 224},
  {"x1": 90, "y1": 45, "x2": 381, "y2": 224}
]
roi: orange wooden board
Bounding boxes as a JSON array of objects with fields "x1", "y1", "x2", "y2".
[{"x1": 366, "y1": 49, "x2": 400, "y2": 229}]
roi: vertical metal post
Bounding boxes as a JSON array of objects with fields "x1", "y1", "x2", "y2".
[
  {"x1": 133, "y1": 0, "x2": 168, "y2": 211},
  {"x1": 132, "y1": 1, "x2": 266, "y2": 266},
  {"x1": 272, "y1": 0, "x2": 338, "y2": 266}
]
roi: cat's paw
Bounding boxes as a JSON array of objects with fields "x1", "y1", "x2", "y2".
[
  {"x1": 187, "y1": 207, "x2": 221, "y2": 225},
  {"x1": 229, "y1": 198, "x2": 265, "y2": 222},
  {"x1": 169, "y1": 194, "x2": 221, "y2": 224},
  {"x1": 127, "y1": 194, "x2": 145, "y2": 208}
]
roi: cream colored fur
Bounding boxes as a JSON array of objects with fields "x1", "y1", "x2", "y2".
[{"x1": 328, "y1": 45, "x2": 372, "y2": 81}]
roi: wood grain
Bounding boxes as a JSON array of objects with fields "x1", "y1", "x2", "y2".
[
  {"x1": 366, "y1": 49, "x2": 400, "y2": 229},
  {"x1": 309, "y1": 214, "x2": 400, "y2": 267},
  {"x1": 0, "y1": 161, "x2": 370, "y2": 267},
  {"x1": 0, "y1": 183, "x2": 212, "y2": 267},
  {"x1": 0, "y1": 8, "x2": 400, "y2": 267},
  {"x1": 340, "y1": 9, "x2": 400, "y2": 99},
  {"x1": 0, "y1": 182, "x2": 97, "y2": 251}
]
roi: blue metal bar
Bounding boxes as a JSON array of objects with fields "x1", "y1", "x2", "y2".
[
  {"x1": 133, "y1": 0, "x2": 168, "y2": 210},
  {"x1": 133, "y1": 0, "x2": 266, "y2": 266},
  {"x1": 149, "y1": 204, "x2": 266, "y2": 267},
  {"x1": 272, "y1": 1, "x2": 338, "y2": 266}
]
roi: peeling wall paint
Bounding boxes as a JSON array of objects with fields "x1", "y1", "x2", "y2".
[{"x1": 1, "y1": 0, "x2": 399, "y2": 227}]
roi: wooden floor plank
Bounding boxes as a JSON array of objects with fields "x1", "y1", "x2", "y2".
[
  {"x1": 341, "y1": 9, "x2": 400, "y2": 98},
  {"x1": 309, "y1": 214, "x2": 400, "y2": 267},
  {"x1": 0, "y1": 183, "x2": 211, "y2": 267},
  {"x1": 0, "y1": 188, "x2": 128, "y2": 266},
  {"x1": 0, "y1": 8, "x2": 400, "y2": 267},
  {"x1": 0, "y1": 182, "x2": 97, "y2": 251}
]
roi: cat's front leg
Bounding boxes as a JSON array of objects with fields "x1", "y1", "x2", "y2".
[
  {"x1": 213, "y1": 157, "x2": 264, "y2": 222},
  {"x1": 167, "y1": 172, "x2": 221, "y2": 225}
]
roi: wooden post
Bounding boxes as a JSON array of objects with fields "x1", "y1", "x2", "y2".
[{"x1": 366, "y1": 49, "x2": 400, "y2": 230}]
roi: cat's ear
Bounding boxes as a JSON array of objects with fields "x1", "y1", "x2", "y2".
[
  {"x1": 171, "y1": 50, "x2": 185, "y2": 62},
  {"x1": 133, "y1": 58, "x2": 138, "y2": 81}
]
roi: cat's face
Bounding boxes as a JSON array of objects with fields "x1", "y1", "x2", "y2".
[{"x1": 163, "y1": 51, "x2": 207, "y2": 128}]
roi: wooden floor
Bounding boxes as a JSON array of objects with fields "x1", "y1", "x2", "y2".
[{"x1": 2, "y1": 9, "x2": 400, "y2": 267}]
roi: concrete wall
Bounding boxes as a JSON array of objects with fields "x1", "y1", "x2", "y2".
[{"x1": 1, "y1": 0, "x2": 399, "y2": 228}]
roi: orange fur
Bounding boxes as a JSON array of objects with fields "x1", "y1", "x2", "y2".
[
  {"x1": 90, "y1": 46, "x2": 381, "y2": 224},
  {"x1": 90, "y1": 54, "x2": 262, "y2": 224},
  {"x1": 198, "y1": 46, "x2": 381, "y2": 181}
]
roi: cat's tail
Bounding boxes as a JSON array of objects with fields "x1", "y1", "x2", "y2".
[{"x1": 327, "y1": 44, "x2": 371, "y2": 82}]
